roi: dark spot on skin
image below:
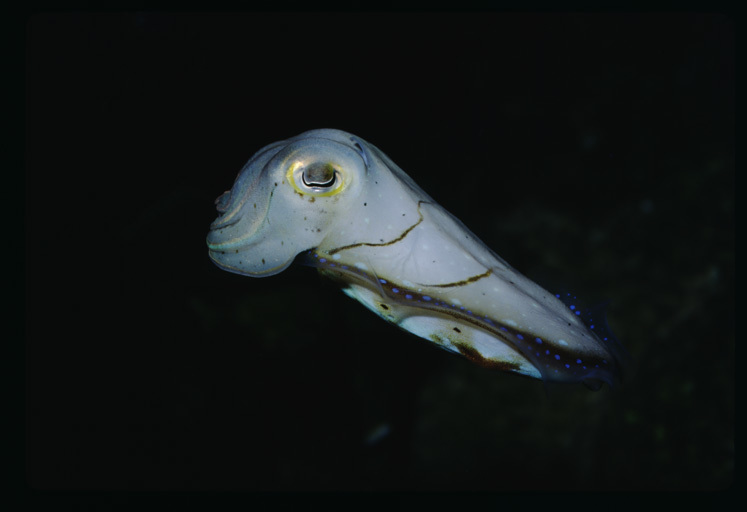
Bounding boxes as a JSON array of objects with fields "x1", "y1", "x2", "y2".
[
  {"x1": 364, "y1": 202, "x2": 367, "y2": 206},
  {"x1": 253, "y1": 203, "x2": 257, "y2": 209},
  {"x1": 235, "y1": 250, "x2": 238, "y2": 253},
  {"x1": 309, "y1": 196, "x2": 315, "y2": 203},
  {"x1": 281, "y1": 241, "x2": 284, "y2": 245},
  {"x1": 380, "y1": 304, "x2": 389, "y2": 310},
  {"x1": 261, "y1": 258, "x2": 265, "y2": 264},
  {"x1": 274, "y1": 182, "x2": 278, "y2": 187},
  {"x1": 453, "y1": 327, "x2": 461, "y2": 333},
  {"x1": 220, "y1": 251, "x2": 225, "y2": 254},
  {"x1": 317, "y1": 228, "x2": 321, "y2": 232}
]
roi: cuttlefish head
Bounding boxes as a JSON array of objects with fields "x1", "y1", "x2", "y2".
[{"x1": 207, "y1": 129, "x2": 366, "y2": 276}]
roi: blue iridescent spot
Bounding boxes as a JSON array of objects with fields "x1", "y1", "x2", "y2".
[
  {"x1": 576, "y1": 359, "x2": 582, "y2": 364},
  {"x1": 554, "y1": 354, "x2": 561, "y2": 360},
  {"x1": 405, "y1": 294, "x2": 413, "y2": 300},
  {"x1": 319, "y1": 258, "x2": 327, "y2": 263},
  {"x1": 517, "y1": 334, "x2": 524, "y2": 340},
  {"x1": 535, "y1": 337, "x2": 543, "y2": 344},
  {"x1": 565, "y1": 364, "x2": 570, "y2": 368},
  {"x1": 422, "y1": 296, "x2": 431, "y2": 301},
  {"x1": 379, "y1": 278, "x2": 387, "y2": 284},
  {"x1": 391, "y1": 288, "x2": 399, "y2": 293},
  {"x1": 341, "y1": 265, "x2": 349, "y2": 269},
  {"x1": 575, "y1": 311, "x2": 581, "y2": 316},
  {"x1": 545, "y1": 349, "x2": 550, "y2": 355},
  {"x1": 570, "y1": 305, "x2": 576, "y2": 310}
]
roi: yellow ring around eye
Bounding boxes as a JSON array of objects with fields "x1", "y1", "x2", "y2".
[{"x1": 286, "y1": 160, "x2": 346, "y2": 197}]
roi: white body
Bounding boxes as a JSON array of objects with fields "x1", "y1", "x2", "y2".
[{"x1": 207, "y1": 129, "x2": 622, "y2": 386}]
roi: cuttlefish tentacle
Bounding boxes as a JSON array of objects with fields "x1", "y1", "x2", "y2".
[{"x1": 207, "y1": 128, "x2": 624, "y2": 388}]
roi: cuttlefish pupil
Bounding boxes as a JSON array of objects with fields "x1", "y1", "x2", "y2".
[
  {"x1": 206, "y1": 128, "x2": 625, "y2": 389},
  {"x1": 301, "y1": 162, "x2": 337, "y2": 187}
]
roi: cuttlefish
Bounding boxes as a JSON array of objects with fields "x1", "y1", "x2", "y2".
[{"x1": 206, "y1": 129, "x2": 624, "y2": 388}]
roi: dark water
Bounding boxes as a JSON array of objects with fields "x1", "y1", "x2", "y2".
[{"x1": 25, "y1": 13, "x2": 733, "y2": 493}]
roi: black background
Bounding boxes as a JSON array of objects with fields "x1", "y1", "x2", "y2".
[{"x1": 25, "y1": 12, "x2": 733, "y2": 492}]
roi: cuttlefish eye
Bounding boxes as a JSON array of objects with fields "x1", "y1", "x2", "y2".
[
  {"x1": 287, "y1": 159, "x2": 346, "y2": 197},
  {"x1": 302, "y1": 162, "x2": 337, "y2": 187}
]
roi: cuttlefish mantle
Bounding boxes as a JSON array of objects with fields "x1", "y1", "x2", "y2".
[{"x1": 206, "y1": 128, "x2": 625, "y2": 388}]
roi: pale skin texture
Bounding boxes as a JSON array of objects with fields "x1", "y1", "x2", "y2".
[{"x1": 207, "y1": 129, "x2": 624, "y2": 388}]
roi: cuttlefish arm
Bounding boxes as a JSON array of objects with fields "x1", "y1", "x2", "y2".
[{"x1": 206, "y1": 129, "x2": 625, "y2": 388}]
